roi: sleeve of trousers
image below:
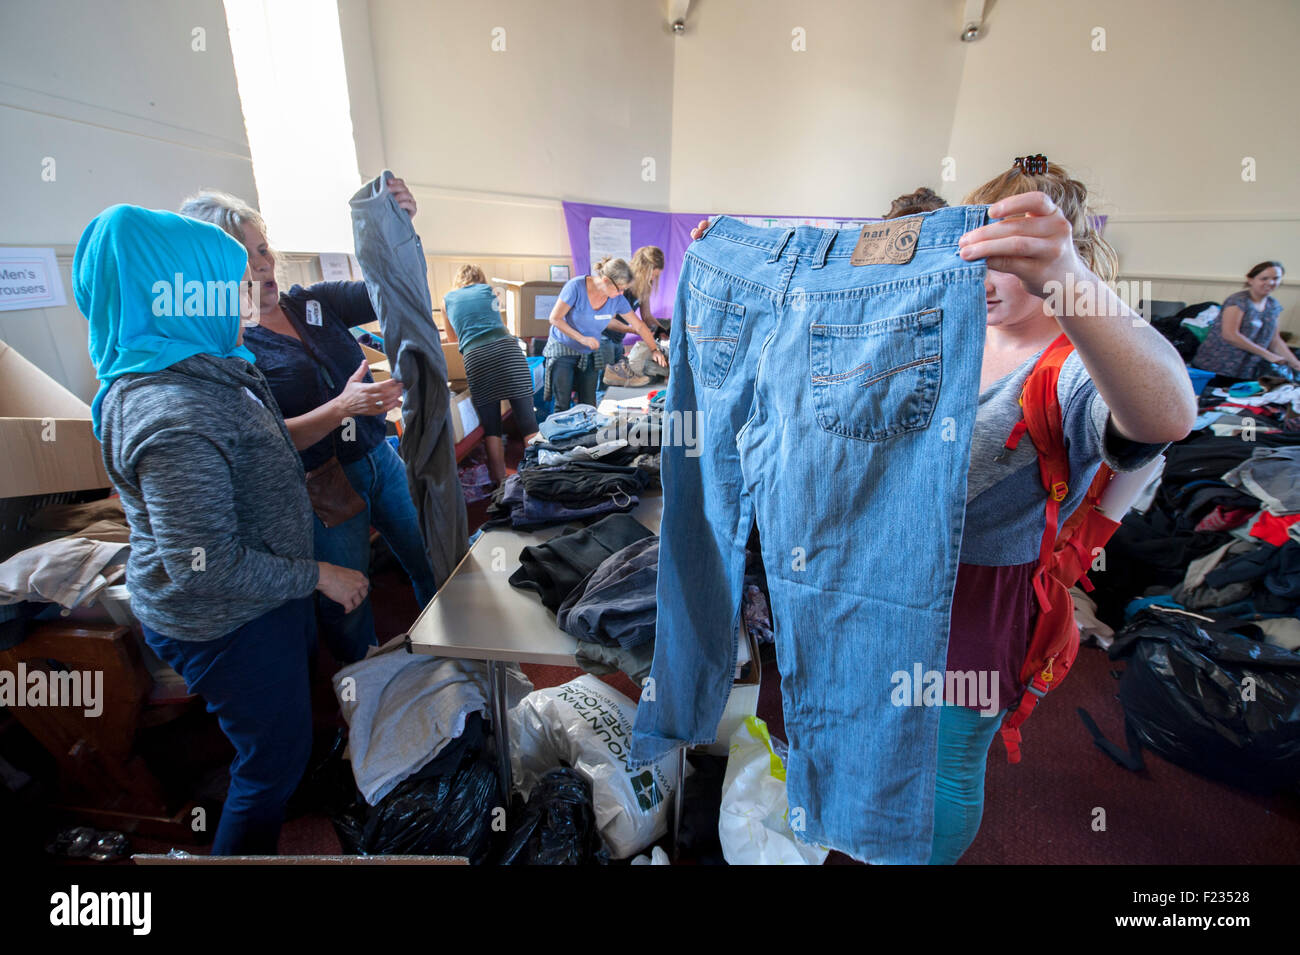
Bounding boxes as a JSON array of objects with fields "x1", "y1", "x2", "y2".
[{"x1": 349, "y1": 170, "x2": 468, "y2": 587}]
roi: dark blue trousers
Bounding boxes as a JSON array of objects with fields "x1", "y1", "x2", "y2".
[{"x1": 143, "y1": 597, "x2": 315, "y2": 855}]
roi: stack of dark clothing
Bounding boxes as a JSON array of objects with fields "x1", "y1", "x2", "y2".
[
  {"x1": 508, "y1": 514, "x2": 659, "y2": 680},
  {"x1": 485, "y1": 461, "x2": 652, "y2": 530},
  {"x1": 1089, "y1": 412, "x2": 1300, "y2": 653},
  {"x1": 1079, "y1": 389, "x2": 1300, "y2": 792}
]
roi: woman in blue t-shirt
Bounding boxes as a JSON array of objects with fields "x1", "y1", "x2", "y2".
[
  {"x1": 1192, "y1": 261, "x2": 1295, "y2": 383},
  {"x1": 543, "y1": 257, "x2": 667, "y2": 410}
]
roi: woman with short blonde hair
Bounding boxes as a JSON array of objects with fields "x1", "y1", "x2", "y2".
[
  {"x1": 180, "y1": 180, "x2": 438, "y2": 665},
  {"x1": 544, "y1": 255, "x2": 666, "y2": 409}
]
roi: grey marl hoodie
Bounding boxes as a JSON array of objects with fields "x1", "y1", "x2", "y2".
[{"x1": 98, "y1": 353, "x2": 319, "y2": 640}]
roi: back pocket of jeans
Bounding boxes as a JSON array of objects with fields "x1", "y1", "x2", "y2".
[
  {"x1": 809, "y1": 307, "x2": 942, "y2": 441},
  {"x1": 684, "y1": 282, "x2": 745, "y2": 388}
]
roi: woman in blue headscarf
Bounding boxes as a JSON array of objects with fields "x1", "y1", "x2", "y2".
[{"x1": 74, "y1": 205, "x2": 369, "y2": 855}]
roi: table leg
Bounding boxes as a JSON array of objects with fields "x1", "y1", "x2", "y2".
[
  {"x1": 671, "y1": 745, "x2": 686, "y2": 861},
  {"x1": 488, "y1": 660, "x2": 513, "y2": 801}
]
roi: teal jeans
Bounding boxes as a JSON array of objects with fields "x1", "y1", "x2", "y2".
[{"x1": 929, "y1": 703, "x2": 1007, "y2": 865}]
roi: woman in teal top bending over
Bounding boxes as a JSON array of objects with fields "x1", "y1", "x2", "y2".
[{"x1": 444, "y1": 264, "x2": 540, "y2": 486}]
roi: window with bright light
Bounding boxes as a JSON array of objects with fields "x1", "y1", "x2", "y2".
[{"x1": 223, "y1": 0, "x2": 361, "y2": 253}]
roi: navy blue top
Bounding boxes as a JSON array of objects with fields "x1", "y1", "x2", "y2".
[{"x1": 243, "y1": 281, "x2": 386, "y2": 472}]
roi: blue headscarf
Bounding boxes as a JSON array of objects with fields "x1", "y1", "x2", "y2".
[{"x1": 73, "y1": 205, "x2": 256, "y2": 437}]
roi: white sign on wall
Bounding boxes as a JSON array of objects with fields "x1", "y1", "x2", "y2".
[
  {"x1": 0, "y1": 248, "x2": 66, "y2": 311},
  {"x1": 319, "y1": 253, "x2": 353, "y2": 282},
  {"x1": 588, "y1": 217, "x2": 631, "y2": 272}
]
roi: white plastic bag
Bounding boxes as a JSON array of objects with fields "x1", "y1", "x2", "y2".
[
  {"x1": 719, "y1": 716, "x2": 829, "y2": 865},
  {"x1": 629, "y1": 846, "x2": 670, "y2": 866},
  {"x1": 509, "y1": 675, "x2": 677, "y2": 859}
]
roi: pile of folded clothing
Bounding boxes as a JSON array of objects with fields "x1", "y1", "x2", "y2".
[
  {"x1": 507, "y1": 514, "x2": 774, "y2": 682},
  {"x1": 557, "y1": 535, "x2": 660, "y2": 681},
  {"x1": 521, "y1": 399, "x2": 664, "y2": 473},
  {"x1": 485, "y1": 461, "x2": 652, "y2": 530},
  {"x1": 508, "y1": 515, "x2": 658, "y2": 680}
]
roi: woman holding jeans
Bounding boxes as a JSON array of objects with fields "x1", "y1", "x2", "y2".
[
  {"x1": 688, "y1": 159, "x2": 1195, "y2": 863},
  {"x1": 180, "y1": 180, "x2": 438, "y2": 665},
  {"x1": 75, "y1": 205, "x2": 369, "y2": 854}
]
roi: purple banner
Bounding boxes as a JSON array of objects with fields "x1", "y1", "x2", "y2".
[{"x1": 561, "y1": 201, "x2": 704, "y2": 322}]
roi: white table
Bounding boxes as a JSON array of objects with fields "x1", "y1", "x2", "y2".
[{"x1": 405, "y1": 492, "x2": 663, "y2": 796}]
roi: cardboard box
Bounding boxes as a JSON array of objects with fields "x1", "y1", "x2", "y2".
[
  {"x1": 0, "y1": 342, "x2": 112, "y2": 498},
  {"x1": 443, "y1": 343, "x2": 465, "y2": 382},
  {"x1": 496, "y1": 280, "x2": 565, "y2": 339},
  {"x1": 358, "y1": 343, "x2": 391, "y2": 382},
  {"x1": 449, "y1": 389, "x2": 481, "y2": 443}
]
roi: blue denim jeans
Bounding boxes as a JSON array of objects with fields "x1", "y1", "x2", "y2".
[
  {"x1": 539, "y1": 404, "x2": 607, "y2": 441},
  {"x1": 142, "y1": 597, "x2": 315, "y2": 855},
  {"x1": 314, "y1": 440, "x2": 439, "y2": 664},
  {"x1": 631, "y1": 206, "x2": 989, "y2": 864}
]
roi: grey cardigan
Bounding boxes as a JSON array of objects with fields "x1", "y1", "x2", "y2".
[{"x1": 99, "y1": 354, "x2": 319, "y2": 641}]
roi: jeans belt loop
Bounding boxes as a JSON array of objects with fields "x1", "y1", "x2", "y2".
[
  {"x1": 767, "y1": 228, "x2": 796, "y2": 264},
  {"x1": 810, "y1": 228, "x2": 836, "y2": 269}
]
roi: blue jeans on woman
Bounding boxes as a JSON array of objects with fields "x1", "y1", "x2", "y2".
[
  {"x1": 929, "y1": 704, "x2": 1007, "y2": 864},
  {"x1": 142, "y1": 597, "x2": 315, "y2": 855},
  {"x1": 314, "y1": 439, "x2": 439, "y2": 664}
]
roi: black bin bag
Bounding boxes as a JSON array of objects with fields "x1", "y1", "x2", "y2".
[
  {"x1": 1097, "y1": 608, "x2": 1300, "y2": 792},
  {"x1": 498, "y1": 768, "x2": 610, "y2": 865},
  {"x1": 330, "y1": 715, "x2": 503, "y2": 863},
  {"x1": 356, "y1": 753, "x2": 501, "y2": 862}
]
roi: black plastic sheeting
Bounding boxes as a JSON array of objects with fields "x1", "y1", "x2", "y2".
[
  {"x1": 1095, "y1": 607, "x2": 1300, "y2": 792},
  {"x1": 327, "y1": 718, "x2": 502, "y2": 864}
]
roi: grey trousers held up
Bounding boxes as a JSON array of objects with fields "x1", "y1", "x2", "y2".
[{"x1": 349, "y1": 171, "x2": 468, "y2": 587}]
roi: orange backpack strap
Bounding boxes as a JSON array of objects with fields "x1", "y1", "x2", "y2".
[
  {"x1": 997, "y1": 334, "x2": 1074, "y2": 611},
  {"x1": 997, "y1": 334, "x2": 1077, "y2": 764}
]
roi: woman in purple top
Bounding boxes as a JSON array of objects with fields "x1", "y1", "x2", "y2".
[{"x1": 1192, "y1": 261, "x2": 1294, "y2": 383}]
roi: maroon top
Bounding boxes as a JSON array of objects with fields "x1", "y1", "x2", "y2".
[{"x1": 945, "y1": 561, "x2": 1039, "y2": 710}]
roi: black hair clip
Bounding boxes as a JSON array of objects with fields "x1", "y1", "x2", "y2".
[{"x1": 1013, "y1": 154, "x2": 1048, "y2": 175}]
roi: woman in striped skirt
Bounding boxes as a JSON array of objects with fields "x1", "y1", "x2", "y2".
[{"x1": 444, "y1": 265, "x2": 539, "y2": 486}]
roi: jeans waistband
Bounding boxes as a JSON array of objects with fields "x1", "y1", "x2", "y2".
[{"x1": 700, "y1": 204, "x2": 989, "y2": 260}]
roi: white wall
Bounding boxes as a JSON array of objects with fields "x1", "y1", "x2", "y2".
[
  {"x1": 8, "y1": 0, "x2": 1299, "y2": 405},
  {"x1": 347, "y1": 0, "x2": 677, "y2": 256},
  {"x1": 943, "y1": 0, "x2": 1300, "y2": 326},
  {"x1": 668, "y1": 0, "x2": 970, "y2": 217},
  {"x1": 0, "y1": 0, "x2": 256, "y2": 402}
]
